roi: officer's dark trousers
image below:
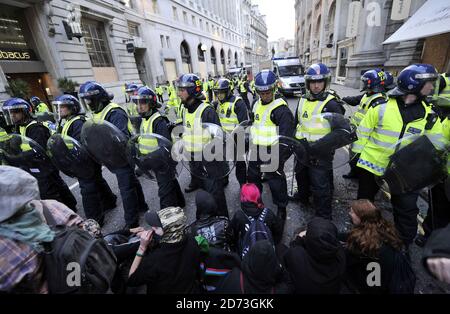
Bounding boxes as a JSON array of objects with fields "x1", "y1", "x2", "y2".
[
  {"x1": 423, "y1": 181, "x2": 450, "y2": 237},
  {"x1": 208, "y1": 90, "x2": 213, "y2": 102},
  {"x1": 78, "y1": 163, "x2": 116, "y2": 223},
  {"x1": 240, "y1": 93, "x2": 250, "y2": 110},
  {"x1": 38, "y1": 170, "x2": 77, "y2": 211},
  {"x1": 295, "y1": 160, "x2": 333, "y2": 220},
  {"x1": 112, "y1": 166, "x2": 148, "y2": 226},
  {"x1": 357, "y1": 168, "x2": 420, "y2": 245},
  {"x1": 247, "y1": 148, "x2": 288, "y2": 213},
  {"x1": 189, "y1": 160, "x2": 228, "y2": 218},
  {"x1": 223, "y1": 159, "x2": 247, "y2": 186},
  {"x1": 155, "y1": 168, "x2": 186, "y2": 209}
]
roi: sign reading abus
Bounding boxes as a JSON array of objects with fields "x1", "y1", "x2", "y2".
[{"x1": 0, "y1": 48, "x2": 37, "y2": 61}]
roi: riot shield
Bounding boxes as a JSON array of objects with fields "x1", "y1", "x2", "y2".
[
  {"x1": 127, "y1": 132, "x2": 180, "y2": 181},
  {"x1": 172, "y1": 123, "x2": 236, "y2": 180},
  {"x1": 80, "y1": 119, "x2": 130, "y2": 171},
  {"x1": 0, "y1": 134, "x2": 53, "y2": 177},
  {"x1": 378, "y1": 134, "x2": 448, "y2": 195},
  {"x1": 47, "y1": 133, "x2": 97, "y2": 179},
  {"x1": 294, "y1": 112, "x2": 357, "y2": 170}
]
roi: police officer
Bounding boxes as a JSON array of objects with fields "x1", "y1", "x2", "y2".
[
  {"x1": 202, "y1": 78, "x2": 210, "y2": 103},
  {"x1": 353, "y1": 64, "x2": 445, "y2": 247},
  {"x1": 30, "y1": 96, "x2": 49, "y2": 114},
  {"x1": 155, "y1": 83, "x2": 165, "y2": 103},
  {"x1": 342, "y1": 69, "x2": 389, "y2": 179},
  {"x1": 133, "y1": 86, "x2": 185, "y2": 209},
  {"x1": 52, "y1": 94, "x2": 117, "y2": 225},
  {"x1": 290, "y1": 63, "x2": 346, "y2": 220},
  {"x1": 1, "y1": 98, "x2": 77, "y2": 210},
  {"x1": 430, "y1": 72, "x2": 450, "y2": 109},
  {"x1": 208, "y1": 76, "x2": 215, "y2": 102},
  {"x1": 166, "y1": 80, "x2": 181, "y2": 117},
  {"x1": 79, "y1": 81, "x2": 148, "y2": 229},
  {"x1": 248, "y1": 70, "x2": 295, "y2": 224},
  {"x1": 238, "y1": 74, "x2": 251, "y2": 109},
  {"x1": 177, "y1": 73, "x2": 229, "y2": 217},
  {"x1": 416, "y1": 71, "x2": 450, "y2": 247},
  {"x1": 213, "y1": 78, "x2": 250, "y2": 186},
  {"x1": 124, "y1": 83, "x2": 140, "y2": 118}
]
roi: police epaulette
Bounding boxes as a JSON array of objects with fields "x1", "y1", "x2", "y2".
[{"x1": 369, "y1": 98, "x2": 387, "y2": 108}]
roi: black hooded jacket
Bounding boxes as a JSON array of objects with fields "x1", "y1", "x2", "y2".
[
  {"x1": 230, "y1": 202, "x2": 283, "y2": 254},
  {"x1": 283, "y1": 217, "x2": 346, "y2": 294},
  {"x1": 189, "y1": 190, "x2": 233, "y2": 251},
  {"x1": 215, "y1": 240, "x2": 291, "y2": 294}
]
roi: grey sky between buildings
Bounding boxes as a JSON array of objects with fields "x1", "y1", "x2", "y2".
[{"x1": 253, "y1": 0, "x2": 295, "y2": 41}]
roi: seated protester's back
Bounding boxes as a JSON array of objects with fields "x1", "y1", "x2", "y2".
[
  {"x1": 190, "y1": 190, "x2": 233, "y2": 251},
  {"x1": 127, "y1": 207, "x2": 202, "y2": 294},
  {"x1": 215, "y1": 240, "x2": 291, "y2": 294},
  {"x1": 283, "y1": 217, "x2": 346, "y2": 294},
  {"x1": 344, "y1": 199, "x2": 403, "y2": 294},
  {"x1": 230, "y1": 183, "x2": 283, "y2": 256},
  {"x1": 0, "y1": 166, "x2": 101, "y2": 293}
]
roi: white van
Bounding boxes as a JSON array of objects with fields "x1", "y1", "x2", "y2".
[{"x1": 272, "y1": 57, "x2": 305, "y2": 96}]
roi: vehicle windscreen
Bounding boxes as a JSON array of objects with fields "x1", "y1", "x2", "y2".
[{"x1": 278, "y1": 65, "x2": 303, "y2": 76}]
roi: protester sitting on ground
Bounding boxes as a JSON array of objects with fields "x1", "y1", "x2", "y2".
[
  {"x1": 127, "y1": 207, "x2": 202, "y2": 294},
  {"x1": 0, "y1": 165, "x2": 101, "y2": 293},
  {"x1": 422, "y1": 223, "x2": 450, "y2": 284},
  {"x1": 343, "y1": 199, "x2": 404, "y2": 294},
  {"x1": 189, "y1": 190, "x2": 234, "y2": 252},
  {"x1": 214, "y1": 240, "x2": 291, "y2": 294},
  {"x1": 283, "y1": 217, "x2": 346, "y2": 294},
  {"x1": 230, "y1": 183, "x2": 283, "y2": 256}
]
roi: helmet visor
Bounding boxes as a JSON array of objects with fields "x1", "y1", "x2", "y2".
[{"x1": 1, "y1": 105, "x2": 28, "y2": 126}]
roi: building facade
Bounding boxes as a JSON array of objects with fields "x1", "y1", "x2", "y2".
[
  {"x1": 0, "y1": 0, "x2": 268, "y2": 104},
  {"x1": 294, "y1": 0, "x2": 443, "y2": 88}
]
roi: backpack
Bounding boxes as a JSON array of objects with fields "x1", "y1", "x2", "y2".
[
  {"x1": 240, "y1": 208, "x2": 274, "y2": 258},
  {"x1": 42, "y1": 208, "x2": 117, "y2": 294},
  {"x1": 389, "y1": 250, "x2": 416, "y2": 294}
]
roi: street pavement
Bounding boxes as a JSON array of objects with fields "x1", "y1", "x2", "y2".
[{"x1": 62, "y1": 84, "x2": 450, "y2": 293}]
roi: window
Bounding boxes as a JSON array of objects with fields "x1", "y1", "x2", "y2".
[
  {"x1": 199, "y1": 18, "x2": 203, "y2": 29},
  {"x1": 166, "y1": 36, "x2": 171, "y2": 48},
  {"x1": 128, "y1": 22, "x2": 139, "y2": 37},
  {"x1": 172, "y1": 7, "x2": 178, "y2": 20},
  {"x1": 151, "y1": 0, "x2": 159, "y2": 14},
  {"x1": 206, "y1": 21, "x2": 209, "y2": 32},
  {"x1": 81, "y1": 18, "x2": 114, "y2": 67},
  {"x1": 0, "y1": 11, "x2": 29, "y2": 49},
  {"x1": 160, "y1": 35, "x2": 165, "y2": 48},
  {"x1": 183, "y1": 11, "x2": 188, "y2": 24},
  {"x1": 123, "y1": 0, "x2": 133, "y2": 8},
  {"x1": 338, "y1": 47, "x2": 348, "y2": 77}
]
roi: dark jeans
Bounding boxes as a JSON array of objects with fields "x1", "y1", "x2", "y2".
[
  {"x1": 38, "y1": 170, "x2": 77, "y2": 211},
  {"x1": 223, "y1": 160, "x2": 247, "y2": 186},
  {"x1": 357, "y1": 168, "x2": 420, "y2": 245},
  {"x1": 78, "y1": 163, "x2": 116, "y2": 222},
  {"x1": 189, "y1": 160, "x2": 228, "y2": 218},
  {"x1": 240, "y1": 93, "x2": 250, "y2": 110},
  {"x1": 295, "y1": 161, "x2": 333, "y2": 220},
  {"x1": 112, "y1": 166, "x2": 148, "y2": 225},
  {"x1": 423, "y1": 182, "x2": 450, "y2": 237},
  {"x1": 247, "y1": 155, "x2": 288, "y2": 210},
  {"x1": 155, "y1": 168, "x2": 185, "y2": 209}
]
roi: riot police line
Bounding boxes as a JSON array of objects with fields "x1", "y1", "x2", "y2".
[{"x1": 0, "y1": 62, "x2": 449, "y2": 295}]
